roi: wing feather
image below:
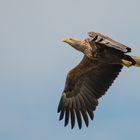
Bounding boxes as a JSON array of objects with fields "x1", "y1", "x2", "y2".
[
  {"x1": 59, "y1": 109, "x2": 64, "y2": 120},
  {"x1": 87, "y1": 108, "x2": 94, "y2": 120},
  {"x1": 64, "y1": 109, "x2": 69, "y2": 126},
  {"x1": 88, "y1": 32, "x2": 131, "y2": 53},
  {"x1": 75, "y1": 110, "x2": 82, "y2": 129},
  {"x1": 81, "y1": 110, "x2": 89, "y2": 127},
  {"x1": 58, "y1": 56, "x2": 123, "y2": 128},
  {"x1": 70, "y1": 109, "x2": 75, "y2": 129}
]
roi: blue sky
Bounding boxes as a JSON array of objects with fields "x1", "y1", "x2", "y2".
[{"x1": 0, "y1": 0, "x2": 140, "y2": 140}]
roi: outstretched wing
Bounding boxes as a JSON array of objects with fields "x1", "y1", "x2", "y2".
[
  {"x1": 88, "y1": 32, "x2": 131, "y2": 53},
  {"x1": 57, "y1": 56, "x2": 123, "y2": 129}
]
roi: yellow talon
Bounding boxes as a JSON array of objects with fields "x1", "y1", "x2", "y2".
[{"x1": 121, "y1": 59, "x2": 132, "y2": 67}]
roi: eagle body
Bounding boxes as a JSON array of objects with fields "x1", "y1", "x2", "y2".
[{"x1": 57, "y1": 32, "x2": 140, "y2": 129}]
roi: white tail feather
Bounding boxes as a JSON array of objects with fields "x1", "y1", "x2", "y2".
[{"x1": 131, "y1": 55, "x2": 140, "y2": 67}]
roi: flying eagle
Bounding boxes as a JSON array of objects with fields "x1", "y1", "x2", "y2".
[{"x1": 57, "y1": 32, "x2": 140, "y2": 129}]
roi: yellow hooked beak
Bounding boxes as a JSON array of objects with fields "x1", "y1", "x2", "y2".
[{"x1": 63, "y1": 38, "x2": 71, "y2": 43}]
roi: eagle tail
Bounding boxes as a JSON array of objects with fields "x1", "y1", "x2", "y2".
[
  {"x1": 130, "y1": 55, "x2": 140, "y2": 67},
  {"x1": 122, "y1": 55, "x2": 140, "y2": 67}
]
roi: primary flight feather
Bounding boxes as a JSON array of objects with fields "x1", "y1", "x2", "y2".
[{"x1": 57, "y1": 32, "x2": 140, "y2": 129}]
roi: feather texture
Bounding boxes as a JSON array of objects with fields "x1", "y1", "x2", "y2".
[{"x1": 58, "y1": 56, "x2": 122, "y2": 129}]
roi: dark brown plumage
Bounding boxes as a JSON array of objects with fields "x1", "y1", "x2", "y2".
[{"x1": 57, "y1": 32, "x2": 140, "y2": 129}]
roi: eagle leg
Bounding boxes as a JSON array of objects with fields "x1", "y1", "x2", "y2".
[{"x1": 121, "y1": 59, "x2": 132, "y2": 67}]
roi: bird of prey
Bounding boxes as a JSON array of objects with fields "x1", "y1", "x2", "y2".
[{"x1": 57, "y1": 32, "x2": 140, "y2": 129}]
